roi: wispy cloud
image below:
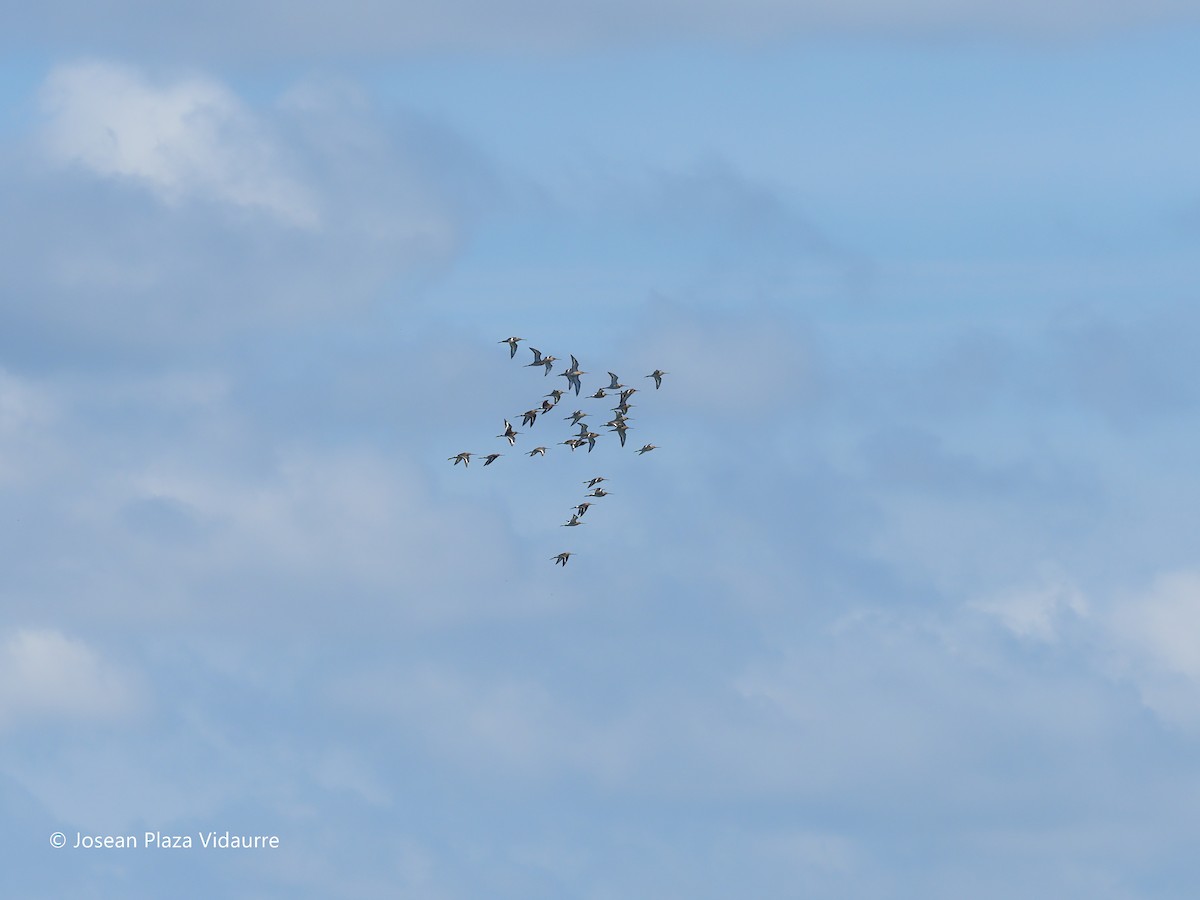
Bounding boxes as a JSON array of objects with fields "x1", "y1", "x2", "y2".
[
  {"x1": 971, "y1": 566, "x2": 1087, "y2": 642},
  {"x1": 0, "y1": 628, "x2": 144, "y2": 728}
]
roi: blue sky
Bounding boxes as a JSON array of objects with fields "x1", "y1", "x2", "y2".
[{"x1": 3, "y1": 2, "x2": 1200, "y2": 897}]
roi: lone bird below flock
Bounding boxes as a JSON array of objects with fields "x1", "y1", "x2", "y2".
[{"x1": 552, "y1": 551, "x2": 572, "y2": 566}]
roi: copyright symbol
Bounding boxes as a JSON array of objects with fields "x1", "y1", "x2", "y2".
[{"x1": 50, "y1": 832, "x2": 66, "y2": 848}]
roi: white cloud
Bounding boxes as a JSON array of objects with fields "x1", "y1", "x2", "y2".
[
  {"x1": 0, "y1": 369, "x2": 60, "y2": 487},
  {"x1": 40, "y1": 61, "x2": 318, "y2": 227},
  {"x1": 0, "y1": 371, "x2": 54, "y2": 433},
  {"x1": 324, "y1": 663, "x2": 634, "y2": 778},
  {"x1": 0, "y1": 628, "x2": 144, "y2": 728},
  {"x1": 30, "y1": 433, "x2": 561, "y2": 630},
  {"x1": 124, "y1": 448, "x2": 518, "y2": 595},
  {"x1": 972, "y1": 566, "x2": 1088, "y2": 642},
  {"x1": 1127, "y1": 571, "x2": 1200, "y2": 681},
  {"x1": 310, "y1": 746, "x2": 393, "y2": 807},
  {"x1": 754, "y1": 828, "x2": 858, "y2": 876},
  {"x1": 1107, "y1": 570, "x2": 1200, "y2": 728},
  {"x1": 5, "y1": 63, "x2": 481, "y2": 348}
]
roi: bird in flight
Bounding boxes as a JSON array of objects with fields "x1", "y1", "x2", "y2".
[
  {"x1": 498, "y1": 419, "x2": 519, "y2": 445},
  {"x1": 454, "y1": 336, "x2": 671, "y2": 563},
  {"x1": 526, "y1": 347, "x2": 557, "y2": 374},
  {"x1": 559, "y1": 355, "x2": 587, "y2": 395}
]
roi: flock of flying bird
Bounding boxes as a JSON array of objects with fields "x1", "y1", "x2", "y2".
[{"x1": 448, "y1": 337, "x2": 668, "y2": 566}]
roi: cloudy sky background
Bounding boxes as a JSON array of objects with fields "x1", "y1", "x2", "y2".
[{"x1": 3, "y1": 2, "x2": 1200, "y2": 896}]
